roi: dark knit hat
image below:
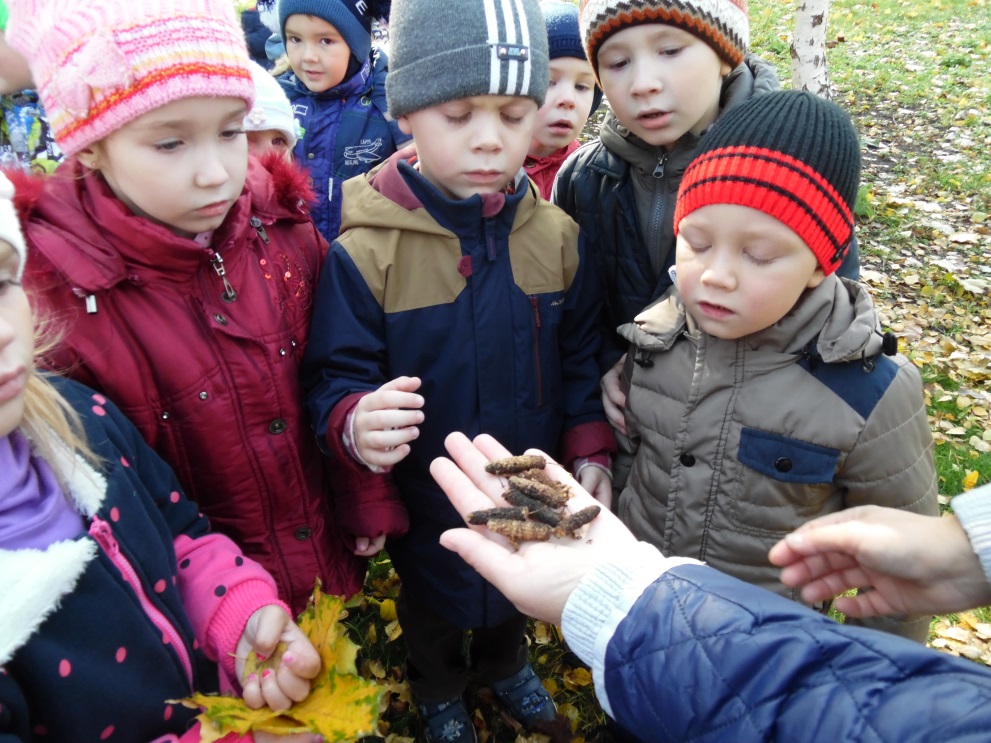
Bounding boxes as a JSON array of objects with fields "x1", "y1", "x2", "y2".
[
  {"x1": 579, "y1": 0, "x2": 749, "y2": 78},
  {"x1": 278, "y1": 0, "x2": 390, "y2": 64},
  {"x1": 542, "y1": 1, "x2": 602, "y2": 118},
  {"x1": 386, "y1": 0, "x2": 550, "y2": 119},
  {"x1": 674, "y1": 91, "x2": 861, "y2": 276}
]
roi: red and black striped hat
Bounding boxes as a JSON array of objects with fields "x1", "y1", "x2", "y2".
[{"x1": 675, "y1": 90, "x2": 860, "y2": 275}]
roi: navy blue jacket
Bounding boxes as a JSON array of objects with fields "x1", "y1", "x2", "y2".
[
  {"x1": 301, "y1": 151, "x2": 615, "y2": 628},
  {"x1": 0, "y1": 379, "x2": 283, "y2": 741},
  {"x1": 595, "y1": 563, "x2": 991, "y2": 742},
  {"x1": 280, "y1": 51, "x2": 410, "y2": 243}
]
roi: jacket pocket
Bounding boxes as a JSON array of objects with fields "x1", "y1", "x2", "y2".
[
  {"x1": 738, "y1": 428, "x2": 840, "y2": 484},
  {"x1": 730, "y1": 428, "x2": 841, "y2": 533}
]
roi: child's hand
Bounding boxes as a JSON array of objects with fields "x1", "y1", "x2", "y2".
[
  {"x1": 579, "y1": 466, "x2": 612, "y2": 510},
  {"x1": 237, "y1": 606, "x2": 321, "y2": 712},
  {"x1": 354, "y1": 534, "x2": 387, "y2": 557},
  {"x1": 600, "y1": 357, "x2": 627, "y2": 435},
  {"x1": 353, "y1": 376, "x2": 424, "y2": 468}
]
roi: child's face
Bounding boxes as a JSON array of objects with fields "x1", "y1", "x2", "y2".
[
  {"x1": 398, "y1": 95, "x2": 539, "y2": 201},
  {"x1": 0, "y1": 240, "x2": 32, "y2": 438},
  {"x1": 285, "y1": 14, "x2": 351, "y2": 93},
  {"x1": 596, "y1": 24, "x2": 730, "y2": 148},
  {"x1": 676, "y1": 204, "x2": 825, "y2": 340},
  {"x1": 247, "y1": 129, "x2": 293, "y2": 162},
  {"x1": 529, "y1": 57, "x2": 597, "y2": 158},
  {"x1": 81, "y1": 97, "x2": 249, "y2": 239}
]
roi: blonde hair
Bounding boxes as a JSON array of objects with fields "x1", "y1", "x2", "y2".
[
  {"x1": 19, "y1": 316, "x2": 98, "y2": 482},
  {"x1": 270, "y1": 54, "x2": 292, "y2": 77}
]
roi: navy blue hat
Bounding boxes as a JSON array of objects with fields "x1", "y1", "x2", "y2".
[
  {"x1": 541, "y1": 1, "x2": 602, "y2": 118},
  {"x1": 278, "y1": 0, "x2": 390, "y2": 64}
]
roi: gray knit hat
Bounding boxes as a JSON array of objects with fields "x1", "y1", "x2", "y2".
[{"x1": 386, "y1": 0, "x2": 550, "y2": 119}]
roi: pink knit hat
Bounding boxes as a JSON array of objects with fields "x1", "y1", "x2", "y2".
[{"x1": 6, "y1": 0, "x2": 255, "y2": 158}]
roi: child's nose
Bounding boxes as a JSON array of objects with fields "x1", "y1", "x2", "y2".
[
  {"x1": 699, "y1": 253, "x2": 737, "y2": 289},
  {"x1": 195, "y1": 148, "x2": 231, "y2": 188},
  {"x1": 472, "y1": 117, "x2": 503, "y2": 151},
  {"x1": 630, "y1": 61, "x2": 661, "y2": 96}
]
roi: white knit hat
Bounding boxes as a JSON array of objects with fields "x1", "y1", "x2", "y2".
[
  {"x1": 0, "y1": 173, "x2": 27, "y2": 280},
  {"x1": 243, "y1": 61, "x2": 300, "y2": 150}
]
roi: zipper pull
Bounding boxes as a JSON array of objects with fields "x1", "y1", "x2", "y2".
[
  {"x1": 208, "y1": 251, "x2": 238, "y2": 303},
  {"x1": 89, "y1": 517, "x2": 119, "y2": 556},
  {"x1": 249, "y1": 216, "x2": 270, "y2": 244},
  {"x1": 652, "y1": 153, "x2": 668, "y2": 179}
]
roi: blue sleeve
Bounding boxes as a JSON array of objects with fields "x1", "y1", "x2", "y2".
[
  {"x1": 603, "y1": 564, "x2": 991, "y2": 742},
  {"x1": 300, "y1": 242, "x2": 389, "y2": 449},
  {"x1": 558, "y1": 232, "x2": 609, "y2": 429}
]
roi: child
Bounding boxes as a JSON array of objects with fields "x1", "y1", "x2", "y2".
[
  {"x1": 0, "y1": 173, "x2": 322, "y2": 742},
  {"x1": 617, "y1": 90, "x2": 938, "y2": 641},
  {"x1": 245, "y1": 60, "x2": 300, "y2": 161},
  {"x1": 300, "y1": 0, "x2": 616, "y2": 739},
  {"x1": 8, "y1": 0, "x2": 367, "y2": 616},
  {"x1": 524, "y1": 0, "x2": 601, "y2": 199},
  {"x1": 277, "y1": 0, "x2": 410, "y2": 242}
]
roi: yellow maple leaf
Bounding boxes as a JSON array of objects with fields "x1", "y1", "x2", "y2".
[
  {"x1": 963, "y1": 470, "x2": 980, "y2": 491},
  {"x1": 179, "y1": 582, "x2": 383, "y2": 742}
]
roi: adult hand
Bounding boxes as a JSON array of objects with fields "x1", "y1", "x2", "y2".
[
  {"x1": 769, "y1": 505, "x2": 991, "y2": 616},
  {"x1": 431, "y1": 432, "x2": 639, "y2": 626},
  {"x1": 353, "y1": 376, "x2": 424, "y2": 468},
  {"x1": 600, "y1": 356, "x2": 627, "y2": 435},
  {"x1": 237, "y1": 606, "x2": 321, "y2": 712}
]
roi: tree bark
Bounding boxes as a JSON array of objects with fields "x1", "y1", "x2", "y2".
[{"x1": 791, "y1": 0, "x2": 832, "y2": 99}]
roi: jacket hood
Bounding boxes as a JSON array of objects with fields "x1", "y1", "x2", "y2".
[
  {"x1": 620, "y1": 275, "x2": 883, "y2": 363},
  {"x1": 12, "y1": 153, "x2": 316, "y2": 293}
]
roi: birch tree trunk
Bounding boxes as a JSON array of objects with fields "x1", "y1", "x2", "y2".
[{"x1": 791, "y1": 0, "x2": 831, "y2": 99}]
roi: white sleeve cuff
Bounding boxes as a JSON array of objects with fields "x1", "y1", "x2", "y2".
[
  {"x1": 952, "y1": 483, "x2": 991, "y2": 585},
  {"x1": 561, "y1": 542, "x2": 702, "y2": 719}
]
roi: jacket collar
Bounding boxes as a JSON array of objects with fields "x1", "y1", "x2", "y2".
[
  {"x1": 341, "y1": 145, "x2": 537, "y2": 240},
  {"x1": 619, "y1": 275, "x2": 882, "y2": 362},
  {"x1": 0, "y1": 441, "x2": 106, "y2": 664}
]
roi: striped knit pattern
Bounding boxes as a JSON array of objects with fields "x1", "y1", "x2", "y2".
[
  {"x1": 674, "y1": 91, "x2": 861, "y2": 276},
  {"x1": 7, "y1": 0, "x2": 253, "y2": 157},
  {"x1": 579, "y1": 0, "x2": 748, "y2": 74},
  {"x1": 386, "y1": 0, "x2": 549, "y2": 118}
]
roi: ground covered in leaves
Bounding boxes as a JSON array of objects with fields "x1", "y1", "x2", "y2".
[{"x1": 341, "y1": 1, "x2": 991, "y2": 740}]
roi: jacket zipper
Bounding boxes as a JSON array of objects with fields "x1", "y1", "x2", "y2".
[
  {"x1": 207, "y1": 250, "x2": 238, "y2": 303},
  {"x1": 89, "y1": 517, "x2": 193, "y2": 685},
  {"x1": 529, "y1": 296, "x2": 544, "y2": 407},
  {"x1": 648, "y1": 152, "x2": 669, "y2": 278},
  {"x1": 249, "y1": 216, "x2": 271, "y2": 244}
]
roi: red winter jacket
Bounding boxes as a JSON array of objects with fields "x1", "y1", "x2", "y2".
[{"x1": 14, "y1": 155, "x2": 366, "y2": 614}]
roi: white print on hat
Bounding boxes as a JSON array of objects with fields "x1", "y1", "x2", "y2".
[{"x1": 483, "y1": 0, "x2": 533, "y2": 98}]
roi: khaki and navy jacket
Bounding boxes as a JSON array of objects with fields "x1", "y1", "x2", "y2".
[{"x1": 618, "y1": 275, "x2": 938, "y2": 641}]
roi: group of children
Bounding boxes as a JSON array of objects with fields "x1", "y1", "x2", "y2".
[{"x1": 0, "y1": 0, "x2": 940, "y2": 742}]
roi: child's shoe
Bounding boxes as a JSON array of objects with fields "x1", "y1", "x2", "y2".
[
  {"x1": 491, "y1": 663, "x2": 557, "y2": 726},
  {"x1": 418, "y1": 697, "x2": 477, "y2": 743}
]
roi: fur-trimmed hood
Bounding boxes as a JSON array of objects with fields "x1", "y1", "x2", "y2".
[{"x1": 0, "y1": 441, "x2": 107, "y2": 665}]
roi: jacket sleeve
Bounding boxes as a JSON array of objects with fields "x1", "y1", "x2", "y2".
[
  {"x1": 562, "y1": 546, "x2": 991, "y2": 743},
  {"x1": 557, "y1": 230, "x2": 617, "y2": 462},
  {"x1": 300, "y1": 242, "x2": 409, "y2": 540},
  {"x1": 835, "y1": 356, "x2": 938, "y2": 641},
  {"x1": 90, "y1": 384, "x2": 289, "y2": 685},
  {"x1": 951, "y1": 483, "x2": 991, "y2": 586}
]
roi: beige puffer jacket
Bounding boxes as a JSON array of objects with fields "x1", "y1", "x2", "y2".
[{"x1": 618, "y1": 275, "x2": 938, "y2": 641}]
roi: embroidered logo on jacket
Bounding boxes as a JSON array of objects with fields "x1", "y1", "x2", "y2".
[{"x1": 344, "y1": 138, "x2": 384, "y2": 166}]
